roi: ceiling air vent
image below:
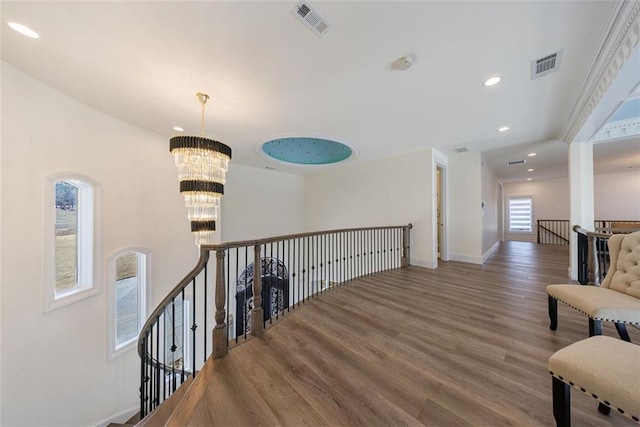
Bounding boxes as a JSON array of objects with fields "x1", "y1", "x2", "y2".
[
  {"x1": 292, "y1": 1, "x2": 332, "y2": 37},
  {"x1": 531, "y1": 50, "x2": 563, "y2": 79},
  {"x1": 454, "y1": 147, "x2": 469, "y2": 153},
  {"x1": 507, "y1": 160, "x2": 526, "y2": 166}
]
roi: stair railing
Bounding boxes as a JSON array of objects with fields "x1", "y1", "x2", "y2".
[
  {"x1": 137, "y1": 224, "x2": 412, "y2": 418},
  {"x1": 574, "y1": 224, "x2": 640, "y2": 286},
  {"x1": 537, "y1": 220, "x2": 570, "y2": 244}
]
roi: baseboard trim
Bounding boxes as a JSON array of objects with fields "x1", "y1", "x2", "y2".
[
  {"x1": 449, "y1": 253, "x2": 483, "y2": 265},
  {"x1": 93, "y1": 405, "x2": 138, "y2": 427},
  {"x1": 410, "y1": 258, "x2": 438, "y2": 269},
  {"x1": 481, "y1": 241, "x2": 500, "y2": 263}
]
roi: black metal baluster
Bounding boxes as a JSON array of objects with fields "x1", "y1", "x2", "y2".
[
  {"x1": 145, "y1": 337, "x2": 150, "y2": 415},
  {"x1": 149, "y1": 330, "x2": 154, "y2": 412},
  {"x1": 376, "y1": 229, "x2": 379, "y2": 272},
  {"x1": 321, "y1": 234, "x2": 325, "y2": 293},
  {"x1": 155, "y1": 319, "x2": 160, "y2": 409},
  {"x1": 262, "y1": 243, "x2": 267, "y2": 330},
  {"x1": 340, "y1": 231, "x2": 346, "y2": 283},
  {"x1": 287, "y1": 239, "x2": 292, "y2": 312},
  {"x1": 140, "y1": 337, "x2": 146, "y2": 417},
  {"x1": 302, "y1": 236, "x2": 311, "y2": 302},
  {"x1": 297, "y1": 237, "x2": 301, "y2": 306},
  {"x1": 191, "y1": 277, "x2": 196, "y2": 376},
  {"x1": 358, "y1": 230, "x2": 362, "y2": 278},
  {"x1": 244, "y1": 246, "x2": 248, "y2": 339},
  {"x1": 235, "y1": 248, "x2": 239, "y2": 342},
  {"x1": 385, "y1": 228, "x2": 389, "y2": 271},
  {"x1": 162, "y1": 312, "x2": 166, "y2": 401},
  {"x1": 277, "y1": 240, "x2": 281, "y2": 320},
  {"x1": 312, "y1": 235, "x2": 316, "y2": 297},
  {"x1": 329, "y1": 233, "x2": 333, "y2": 288},
  {"x1": 170, "y1": 299, "x2": 176, "y2": 393}
]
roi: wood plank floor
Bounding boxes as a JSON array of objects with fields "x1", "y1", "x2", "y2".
[{"x1": 184, "y1": 241, "x2": 638, "y2": 426}]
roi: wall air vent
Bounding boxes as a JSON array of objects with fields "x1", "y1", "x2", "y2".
[
  {"x1": 292, "y1": 1, "x2": 332, "y2": 37},
  {"x1": 532, "y1": 50, "x2": 563, "y2": 79},
  {"x1": 507, "y1": 160, "x2": 526, "y2": 166},
  {"x1": 454, "y1": 147, "x2": 469, "y2": 153}
]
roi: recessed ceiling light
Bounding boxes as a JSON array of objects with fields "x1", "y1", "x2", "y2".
[
  {"x1": 7, "y1": 22, "x2": 40, "y2": 39},
  {"x1": 483, "y1": 76, "x2": 501, "y2": 87},
  {"x1": 528, "y1": 152, "x2": 537, "y2": 157},
  {"x1": 173, "y1": 126, "x2": 184, "y2": 132},
  {"x1": 527, "y1": 178, "x2": 532, "y2": 181},
  {"x1": 527, "y1": 168, "x2": 535, "y2": 172},
  {"x1": 497, "y1": 126, "x2": 510, "y2": 132}
]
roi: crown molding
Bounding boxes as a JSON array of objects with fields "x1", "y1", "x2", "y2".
[{"x1": 559, "y1": 1, "x2": 640, "y2": 143}]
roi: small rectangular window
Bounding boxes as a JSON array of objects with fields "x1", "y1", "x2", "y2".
[
  {"x1": 116, "y1": 253, "x2": 140, "y2": 346},
  {"x1": 509, "y1": 196, "x2": 533, "y2": 232},
  {"x1": 55, "y1": 181, "x2": 79, "y2": 293}
]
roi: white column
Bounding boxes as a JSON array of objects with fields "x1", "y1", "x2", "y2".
[{"x1": 568, "y1": 140, "x2": 594, "y2": 280}]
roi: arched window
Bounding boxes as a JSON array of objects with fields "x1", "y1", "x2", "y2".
[
  {"x1": 44, "y1": 173, "x2": 101, "y2": 312},
  {"x1": 107, "y1": 248, "x2": 150, "y2": 359}
]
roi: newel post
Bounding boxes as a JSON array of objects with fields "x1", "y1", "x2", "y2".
[
  {"x1": 402, "y1": 223, "x2": 412, "y2": 268},
  {"x1": 252, "y1": 244, "x2": 264, "y2": 337},
  {"x1": 587, "y1": 235, "x2": 601, "y2": 286},
  {"x1": 213, "y1": 249, "x2": 228, "y2": 358}
]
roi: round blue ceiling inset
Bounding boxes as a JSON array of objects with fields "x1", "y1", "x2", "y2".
[{"x1": 261, "y1": 137, "x2": 352, "y2": 165}]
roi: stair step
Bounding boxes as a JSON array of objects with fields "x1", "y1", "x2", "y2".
[
  {"x1": 126, "y1": 412, "x2": 141, "y2": 424},
  {"x1": 135, "y1": 376, "x2": 194, "y2": 427}
]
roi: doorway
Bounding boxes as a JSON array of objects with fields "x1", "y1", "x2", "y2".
[{"x1": 436, "y1": 164, "x2": 446, "y2": 260}]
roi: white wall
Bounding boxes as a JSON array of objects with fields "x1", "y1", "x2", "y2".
[
  {"x1": 594, "y1": 170, "x2": 640, "y2": 220},
  {"x1": 449, "y1": 152, "x2": 483, "y2": 263},
  {"x1": 222, "y1": 165, "x2": 305, "y2": 242},
  {"x1": 503, "y1": 170, "x2": 640, "y2": 242},
  {"x1": 482, "y1": 162, "x2": 499, "y2": 257},
  {"x1": 1, "y1": 62, "x2": 197, "y2": 426},
  {"x1": 304, "y1": 150, "x2": 435, "y2": 268}
]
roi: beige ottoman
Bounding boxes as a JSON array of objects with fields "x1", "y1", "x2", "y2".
[{"x1": 548, "y1": 335, "x2": 640, "y2": 426}]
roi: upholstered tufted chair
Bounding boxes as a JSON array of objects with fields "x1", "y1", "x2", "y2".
[{"x1": 546, "y1": 231, "x2": 640, "y2": 341}]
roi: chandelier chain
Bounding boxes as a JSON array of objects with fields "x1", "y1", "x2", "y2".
[{"x1": 196, "y1": 92, "x2": 210, "y2": 137}]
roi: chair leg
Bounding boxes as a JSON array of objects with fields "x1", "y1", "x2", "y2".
[
  {"x1": 589, "y1": 318, "x2": 602, "y2": 336},
  {"x1": 553, "y1": 377, "x2": 571, "y2": 427},
  {"x1": 549, "y1": 296, "x2": 558, "y2": 331},
  {"x1": 614, "y1": 323, "x2": 631, "y2": 342},
  {"x1": 598, "y1": 402, "x2": 611, "y2": 416}
]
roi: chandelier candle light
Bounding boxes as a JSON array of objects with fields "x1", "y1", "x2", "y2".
[{"x1": 170, "y1": 93, "x2": 232, "y2": 246}]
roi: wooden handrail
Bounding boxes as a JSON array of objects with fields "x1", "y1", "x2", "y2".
[
  {"x1": 200, "y1": 224, "x2": 413, "y2": 251},
  {"x1": 572, "y1": 225, "x2": 611, "y2": 239}
]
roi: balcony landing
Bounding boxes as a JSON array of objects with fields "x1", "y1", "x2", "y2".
[{"x1": 175, "y1": 241, "x2": 637, "y2": 426}]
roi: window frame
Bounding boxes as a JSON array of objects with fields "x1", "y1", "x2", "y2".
[
  {"x1": 44, "y1": 173, "x2": 101, "y2": 312},
  {"x1": 507, "y1": 195, "x2": 534, "y2": 233},
  {"x1": 107, "y1": 247, "x2": 151, "y2": 361}
]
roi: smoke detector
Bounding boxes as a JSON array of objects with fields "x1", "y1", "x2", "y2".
[{"x1": 392, "y1": 55, "x2": 415, "y2": 71}]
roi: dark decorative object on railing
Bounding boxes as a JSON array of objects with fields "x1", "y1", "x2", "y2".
[
  {"x1": 235, "y1": 257, "x2": 289, "y2": 337},
  {"x1": 137, "y1": 224, "x2": 412, "y2": 419}
]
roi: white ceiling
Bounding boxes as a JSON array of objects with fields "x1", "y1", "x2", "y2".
[{"x1": 1, "y1": 0, "x2": 636, "y2": 180}]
